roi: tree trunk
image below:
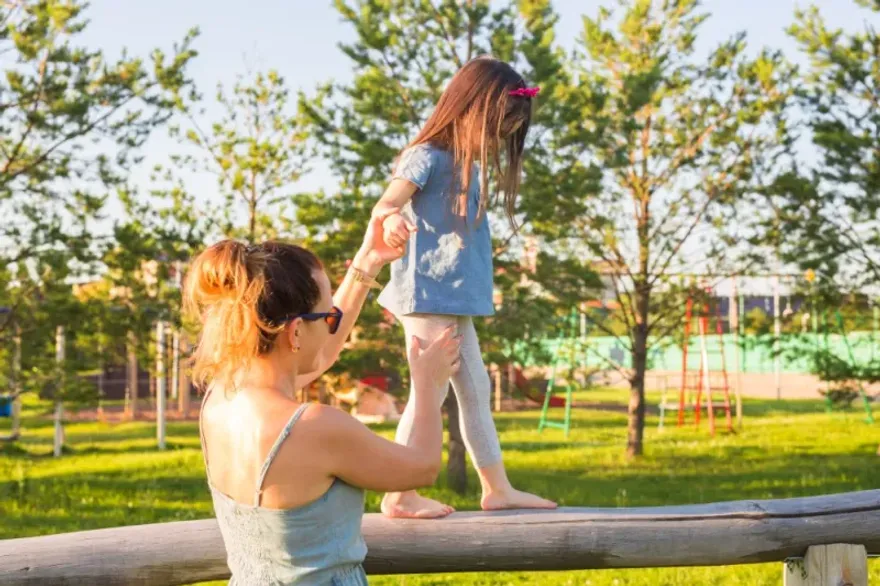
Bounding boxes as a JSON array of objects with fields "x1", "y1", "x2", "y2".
[
  {"x1": 248, "y1": 199, "x2": 257, "y2": 243},
  {"x1": 627, "y1": 326, "x2": 648, "y2": 458},
  {"x1": 628, "y1": 202, "x2": 651, "y2": 458},
  {"x1": 445, "y1": 389, "x2": 467, "y2": 494}
]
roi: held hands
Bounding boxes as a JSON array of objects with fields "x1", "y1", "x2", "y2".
[
  {"x1": 382, "y1": 211, "x2": 417, "y2": 251},
  {"x1": 359, "y1": 208, "x2": 416, "y2": 270},
  {"x1": 408, "y1": 326, "x2": 461, "y2": 401}
]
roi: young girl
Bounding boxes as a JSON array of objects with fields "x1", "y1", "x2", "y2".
[{"x1": 374, "y1": 56, "x2": 557, "y2": 519}]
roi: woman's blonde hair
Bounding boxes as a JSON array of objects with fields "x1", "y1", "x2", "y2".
[
  {"x1": 183, "y1": 240, "x2": 322, "y2": 389},
  {"x1": 406, "y1": 55, "x2": 534, "y2": 232}
]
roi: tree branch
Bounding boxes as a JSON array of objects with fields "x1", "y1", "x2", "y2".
[
  {"x1": 1, "y1": 52, "x2": 48, "y2": 177},
  {"x1": 428, "y1": 0, "x2": 463, "y2": 69}
]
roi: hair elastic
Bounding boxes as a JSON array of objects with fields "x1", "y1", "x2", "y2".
[{"x1": 509, "y1": 86, "x2": 540, "y2": 98}]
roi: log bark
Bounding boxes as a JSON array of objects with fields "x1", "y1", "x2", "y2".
[{"x1": 2, "y1": 491, "x2": 880, "y2": 585}]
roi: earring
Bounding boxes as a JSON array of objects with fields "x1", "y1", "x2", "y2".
[{"x1": 292, "y1": 330, "x2": 300, "y2": 353}]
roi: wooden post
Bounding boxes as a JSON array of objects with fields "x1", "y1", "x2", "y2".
[
  {"x1": 493, "y1": 364, "x2": 502, "y2": 412},
  {"x1": 97, "y1": 335, "x2": 105, "y2": 420},
  {"x1": 506, "y1": 362, "x2": 514, "y2": 402},
  {"x1": 784, "y1": 544, "x2": 867, "y2": 586},
  {"x1": 171, "y1": 260, "x2": 182, "y2": 401},
  {"x1": 774, "y1": 275, "x2": 781, "y2": 400},
  {"x1": 177, "y1": 337, "x2": 190, "y2": 416},
  {"x1": 170, "y1": 330, "x2": 180, "y2": 401},
  {"x1": 126, "y1": 333, "x2": 138, "y2": 419},
  {"x1": 731, "y1": 275, "x2": 743, "y2": 429},
  {"x1": 10, "y1": 324, "x2": 21, "y2": 439},
  {"x1": 53, "y1": 326, "x2": 65, "y2": 458},
  {"x1": 156, "y1": 322, "x2": 166, "y2": 450},
  {"x1": 698, "y1": 311, "x2": 712, "y2": 433}
]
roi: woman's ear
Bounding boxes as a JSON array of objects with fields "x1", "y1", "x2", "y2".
[{"x1": 287, "y1": 318, "x2": 303, "y2": 353}]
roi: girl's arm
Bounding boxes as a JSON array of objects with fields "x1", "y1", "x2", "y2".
[
  {"x1": 372, "y1": 144, "x2": 433, "y2": 217},
  {"x1": 372, "y1": 178, "x2": 419, "y2": 218}
]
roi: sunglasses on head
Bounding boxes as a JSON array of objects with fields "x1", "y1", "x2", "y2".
[{"x1": 285, "y1": 306, "x2": 343, "y2": 335}]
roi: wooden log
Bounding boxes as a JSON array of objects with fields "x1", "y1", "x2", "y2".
[
  {"x1": 784, "y1": 544, "x2": 868, "y2": 586},
  {"x1": 1, "y1": 491, "x2": 879, "y2": 586}
]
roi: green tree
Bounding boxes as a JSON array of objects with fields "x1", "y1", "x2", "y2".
[
  {"x1": 0, "y1": 0, "x2": 197, "y2": 432},
  {"x1": 560, "y1": 0, "x2": 794, "y2": 456},
  {"x1": 300, "y1": 0, "x2": 594, "y2": 382},
  {"x1": 172, "y1": 70, "x2": 309, "y2": 243},
  {"x1": 771, "y1": 0, "x2": 880, "y2": 295},
  {"x1": 764, "y1": 0, "x2": 880, "y2": 416},
  {"x1": 98, "y1": 181, "x2": 211, "y2": 388}
]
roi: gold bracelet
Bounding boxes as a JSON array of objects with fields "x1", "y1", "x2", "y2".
[{"x1": 349, "y1": 266, "x2": 383, "y2": 290}]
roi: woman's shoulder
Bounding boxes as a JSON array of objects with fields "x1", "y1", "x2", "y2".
[
  {"x1": 282, "y1": 402, "x2": 371, "y2": 458},
  {"x1": 294, "y1": 402, "x2": 352, "y2": 434}
]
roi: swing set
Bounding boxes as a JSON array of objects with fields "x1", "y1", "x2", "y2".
[{"x1": 537, "y1": 304, "x2": 613, "y2": 436}]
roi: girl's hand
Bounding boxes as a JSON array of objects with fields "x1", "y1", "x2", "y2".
[
  {"x1": 408, "y1": 326, "x2": 461, "y2": 402},
  {"x1": 355, "y1": 208, "x2": 415, "y2": 275},
  {"x1": 382, "y1": 212, "x2": 416, "y2": 250}
]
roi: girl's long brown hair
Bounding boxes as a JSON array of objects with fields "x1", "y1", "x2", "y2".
[{"x1": 406, "y1": 56, "x2": 533, "y2": 232}]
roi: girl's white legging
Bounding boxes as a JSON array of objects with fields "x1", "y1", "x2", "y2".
[{"x1": 394, "y1": 313, "x2": 503, "y2": 469}]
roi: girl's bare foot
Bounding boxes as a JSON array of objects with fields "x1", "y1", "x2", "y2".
[
  {"x1": 381, "y1": 491, "x2": 455, "y2": 519},
  {"x1": 481, "y1": 488, "x2": 557, "y2": 511}
]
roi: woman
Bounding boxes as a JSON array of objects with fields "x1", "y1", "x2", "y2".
[{"x1": 186, "y1": 209, "x2": 461, "y2": 585}]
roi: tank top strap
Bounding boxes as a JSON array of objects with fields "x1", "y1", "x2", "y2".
[{"x1": 254, "y1": 403, "x2": 310, "y2": 506}]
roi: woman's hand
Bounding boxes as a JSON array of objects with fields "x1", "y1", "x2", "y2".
[
  {"x1": 354, "y1": 208, "x2": 416, "y2": 276},
  {"x1": 409, "y1": 326, "x2": 461, "y2": 403}
]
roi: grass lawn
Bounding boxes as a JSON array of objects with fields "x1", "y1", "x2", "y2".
[{"x1": 1, "y1": 390, "x2": 878, "y2": 585}]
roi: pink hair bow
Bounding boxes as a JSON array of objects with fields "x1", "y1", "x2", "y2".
[{"x1": 509, "y1": 86, "x2": 540, "y2": 98}]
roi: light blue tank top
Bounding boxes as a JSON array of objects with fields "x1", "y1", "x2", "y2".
[
  {"x1": 377, "y1": 143, "x2": 495, "y2": 317},
  {"x1": 200, "y1": 395, "x2": 368, "y2": 585}
]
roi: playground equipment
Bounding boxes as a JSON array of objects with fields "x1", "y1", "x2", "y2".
[
  {"x1": 660, "y1": 286, "x2": 734, "y2": 435},
  {"x1": 512, "y1": 367, "x2": 565, "y2": 408},
  {"x1": 538, "y1": 308, "x2": 593, "y2": 436}
]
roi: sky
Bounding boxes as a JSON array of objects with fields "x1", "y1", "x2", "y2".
[
  {"x1": 78, "y1": 0, "x2": 871, "y2": 193},
  {"x1": 75, "y1": 0, "x2": 876, "y2": 296}
]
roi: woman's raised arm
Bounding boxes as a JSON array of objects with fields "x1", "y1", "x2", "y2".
[{"x1": 294, "y1": 208, "x2": 407, "y2": 389}]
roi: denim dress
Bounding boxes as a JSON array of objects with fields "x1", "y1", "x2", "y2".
[{"x1": 377, "y1": 143, "x2": 495, "y2": 317}]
